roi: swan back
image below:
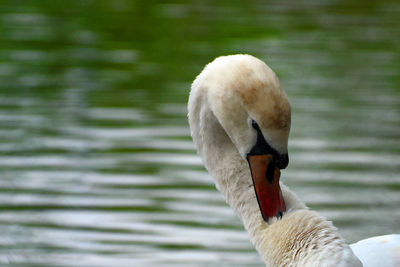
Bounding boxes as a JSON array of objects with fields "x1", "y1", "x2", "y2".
[{"x1": 351, "y1": 235, "x2": 400, "y2": 267}]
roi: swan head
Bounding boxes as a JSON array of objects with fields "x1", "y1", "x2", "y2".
[{"x1": 189, "y1": 54, "x2": 291, "y2": 221}]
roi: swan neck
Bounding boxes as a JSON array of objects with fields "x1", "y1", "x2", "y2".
[
  {"x1": 188, "y1": 90, "x2": 361, "y2": 266},
  {"x1": 257, "y1": 210, "x2": 363, "y2": 266}
]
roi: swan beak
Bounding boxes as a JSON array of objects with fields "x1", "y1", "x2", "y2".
[{"x1": 247, "y1": 154, "x2": 286, "y2": 221}]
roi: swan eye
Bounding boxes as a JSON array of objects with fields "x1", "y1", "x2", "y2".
[{"x1": 251, "y1": 120, "x2": 260, "y2": 131}]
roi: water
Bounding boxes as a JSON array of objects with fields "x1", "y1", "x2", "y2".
[{"x1": 1, "y1": 0, "x2": 399, "y2": 266}]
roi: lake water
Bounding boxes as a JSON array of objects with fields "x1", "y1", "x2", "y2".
[{"x1": 1, "y1": 1, "x2": 399, "y2": 266}]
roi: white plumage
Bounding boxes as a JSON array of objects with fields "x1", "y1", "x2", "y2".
[
  {"x1": 188, "y1": 54, "x2": 400, "y2": 266},
  {"x1": 351, "y1": 234, "x2": 400, "y2": 267}
]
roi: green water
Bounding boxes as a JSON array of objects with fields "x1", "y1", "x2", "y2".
[{"x1": 1, "y1": 0, "x2": 399, "y2": 266}]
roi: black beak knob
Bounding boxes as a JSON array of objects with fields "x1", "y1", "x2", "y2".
[{"x1": 276, "y1": 153, "x2": 289, "y2": 169}]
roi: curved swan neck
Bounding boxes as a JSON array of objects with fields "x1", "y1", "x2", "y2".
[
  {"x1": 188, "y1": 55, "x2": 362, "y2": 266},
  {"x1": 188, "y1": 97, "x2": 361, "y2": 266}
]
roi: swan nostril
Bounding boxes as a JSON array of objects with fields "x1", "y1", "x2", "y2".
[
  {"x1": 266, "y1": 160, "x2": 275, "y2": 184},
  {"x1": 277, "y1": 211, "x2": 283, "y2": 218}
]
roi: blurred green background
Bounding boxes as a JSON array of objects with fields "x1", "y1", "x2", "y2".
[{"x1": 0, "y1": 0, "x2": 399, "y2": 266}]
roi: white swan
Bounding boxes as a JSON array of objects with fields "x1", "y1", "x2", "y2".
[{"x1": 188, "y1": 54, "x2": 400, "y2": 267}]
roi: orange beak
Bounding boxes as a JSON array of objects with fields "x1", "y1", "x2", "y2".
[{"x1": 247, "y1": 154, "x2": 286, "y2": 221}]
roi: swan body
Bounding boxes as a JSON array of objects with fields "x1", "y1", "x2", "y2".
[
  {"x1": 188, "y1": 54, "x2": 400, "y2": 266},
  {"x1": 350, "y1": 234, "x2": 400, "y2": 267}
]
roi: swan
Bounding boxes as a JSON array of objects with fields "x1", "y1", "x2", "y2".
[{"x1": 187, "y1": 54, "x2": 400, "y2": 266}]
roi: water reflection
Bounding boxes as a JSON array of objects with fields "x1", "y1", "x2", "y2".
[{"x1": 1, "y1": 0, "x2": 399, "y2": 266}]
